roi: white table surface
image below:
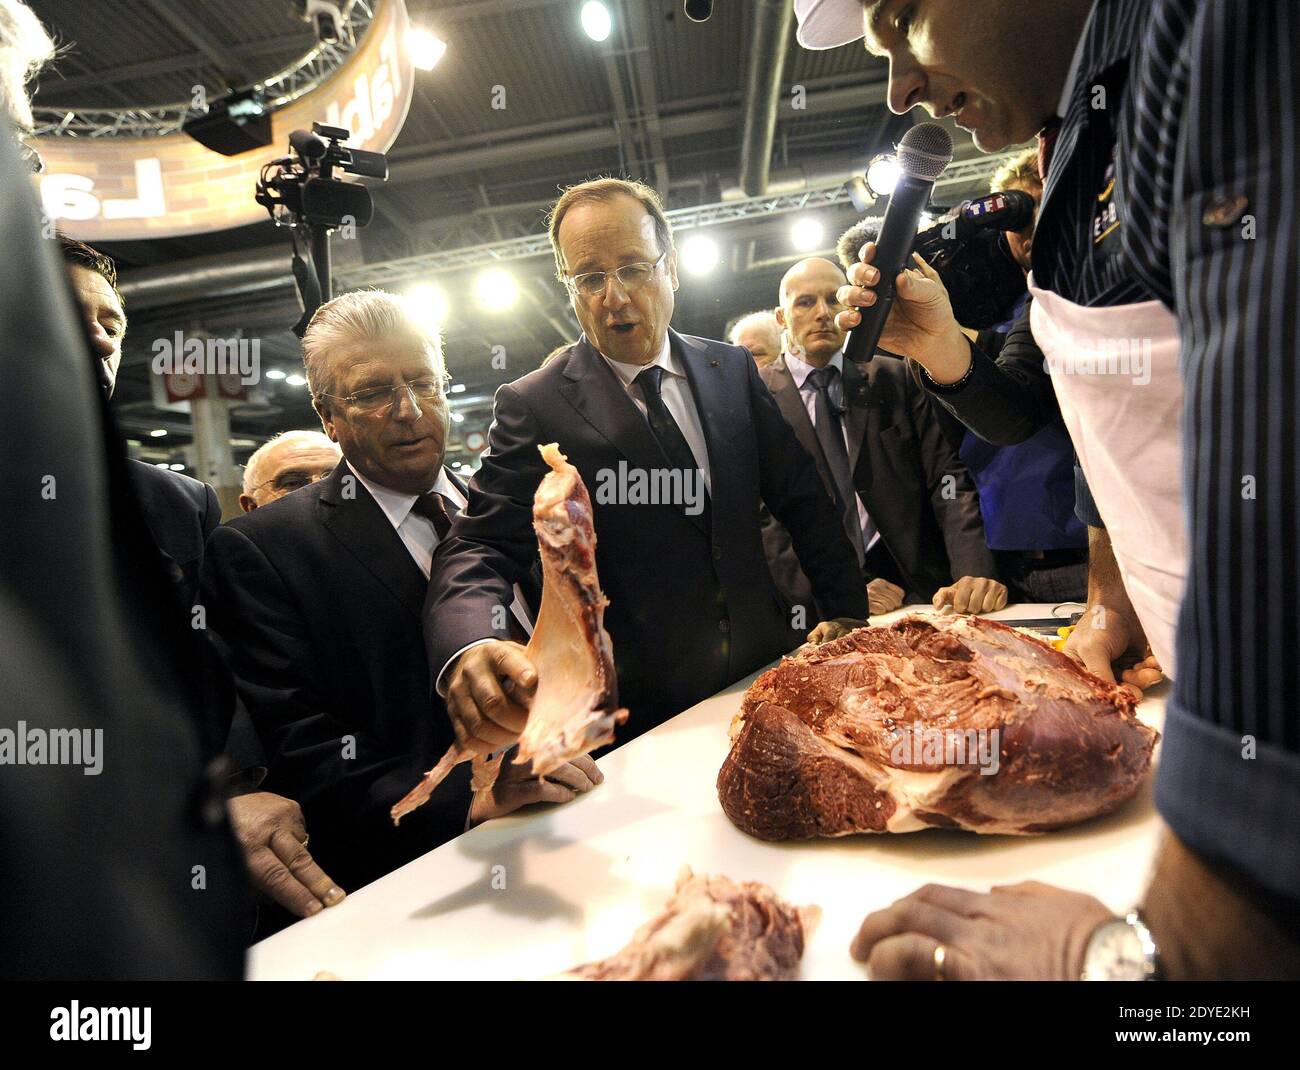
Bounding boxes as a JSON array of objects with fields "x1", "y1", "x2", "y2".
[{"x1": 247, "y1": 604, "x2": 1166, "y2": 980}]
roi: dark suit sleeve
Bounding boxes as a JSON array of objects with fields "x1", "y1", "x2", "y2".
[
  {"x1": 200, "y1": 482, "x2": 221, "y2": 538},
  {"x1": 1153, "y1": 0, "x2": 1300, "y2": 901},
  {"x1": 424, "y1": 382, "x2": 549, "y2": 682},
  {"x1": 906, "y1": 372, "x2": 998, "y2": 582},
  {"x1": 910, "y1": 303, "x2": 1060, "y2": 445},
  {"x1": 202, "y1": 523, "x2": 468, "y2": 843},
  {"x1": 745, "y1": 355, "x2": 869, "y2": 620}
]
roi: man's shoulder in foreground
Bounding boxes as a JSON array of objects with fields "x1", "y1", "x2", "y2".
[{"x1": 128, "y1": 456, "x2": 215, "y2": 511}]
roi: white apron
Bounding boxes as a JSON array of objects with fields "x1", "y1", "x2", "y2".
[{"x1": 1028, "y1": 277, "x2": 1187, "y2": 678}]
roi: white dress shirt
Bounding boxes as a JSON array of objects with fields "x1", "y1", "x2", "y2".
[
  {"x1": 351, "y1": 463, "x2": 534, "y2": 635},
  {"x1": 782, "y1": 348, "x2": 878, "y2": 550},
  {"x1": 600, "y1": 334, "x2": 712, "y2": 493},
  {"x1": 353, "y1": 465, "x2": 464, "y2": 580}
]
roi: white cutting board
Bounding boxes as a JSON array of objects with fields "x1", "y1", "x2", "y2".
[{"x1": 247, "y1": 604, "x2": 1165, "y2": 980}]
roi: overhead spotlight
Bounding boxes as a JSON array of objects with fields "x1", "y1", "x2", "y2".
[
  {"x1": 285, "y1": 373, "x2": 307, "y2": 387},
  {"x1": 403, "y1": 283, "x2": 449, "y2": 333},
  {"x1": 791, "y1": 216, "x2": 825, "y2": 252},
  {"x1": 265, "y1": 368, "x2": 287, "y2": 381},
  {"x1": 149, "y1": 428, "x2": 167, "y2": 438},
  {"x1": 581, "y1": 1, "x2": 612, "y2": 42},
  {"x1": 865, "y1": 153, "x2": 902, "y2": 197},
  {"x1": 680, "y1": 234, "x2": 720, "y2": 276},
  {"x1": 408, "y1": 28, "x2": 447, "y2": 71},
  {"x1": 475, "y1": 267, "x2": 519, "y2": 311}
]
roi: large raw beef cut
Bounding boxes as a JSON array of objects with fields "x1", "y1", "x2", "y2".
[
  {"x1": 717, "y1": 616, "x2": 1157, "y2": 840},
  {"x1": 562, "y1": 867, "x2": 818, "y2": 981},
  {"x1": 392, "y1": 443, "x2": 625, "y2": 824}
]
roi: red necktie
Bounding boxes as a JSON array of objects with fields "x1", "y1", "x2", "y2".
[{"x1": 411, "y1": 491, "x2": 453, "y2": 540}]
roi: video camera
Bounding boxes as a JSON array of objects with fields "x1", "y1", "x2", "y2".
[
  {"x1": 255, "y1": 122, "x2": 389, "y2": 335},
  {"x1": 915, "y1": 190, "x2": 1034, "y2": 330},
  {"x1": 847, "y1": 189, "x2": 1034, "y2": 330}
]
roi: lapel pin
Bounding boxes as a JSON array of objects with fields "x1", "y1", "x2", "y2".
[{"x1": 710, "y1": 360, "x2": 720, "y2": 368}]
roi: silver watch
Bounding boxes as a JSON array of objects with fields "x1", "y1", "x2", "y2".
[{"x1": 1081, "y1": 911, "x2": 1160, "y2": 980}]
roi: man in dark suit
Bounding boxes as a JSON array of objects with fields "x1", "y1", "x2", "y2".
[
  {"x1": 1, "y1": 56, "x2": 248, "y2": 974},
  {"x1": 60, "y1": 233, "x2": 222, "y2": 608},
  {"x1": 425, "y1": 178, "x2": 868, "y2": 759},
  {"x1": 761, "y1": 257, "x2": 1004, "y2": 614},
  {"x1": 202, "y1": 290, "x2": 599, "y2": 899},
  {"x1": 59, "y1": 232, "x2": 344, "y2": 923}
]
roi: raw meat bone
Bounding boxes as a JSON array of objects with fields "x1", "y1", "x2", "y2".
[
  {"x1": 515, "y1": 442, "x2": 627, "y2": 776},
  {"x1": 391, "y1": 444, "x2": 625, "y2": 825},
  {"x1": 562, "y1": 867, "x2": 820, "y2": 981}
]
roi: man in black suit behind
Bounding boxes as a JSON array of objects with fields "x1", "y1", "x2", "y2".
[
  {"x1": 202, "y1": 291, "x2": 598, "y2": 898},
  {"x1": 60, "y1": 233, "x2": 222, "y2": 608},
  {"x1": 425, "y1": 178, "x2": 868, "y2": 760},
  {"x1": 761, "y1": 257, "x2": 1004, "y2": 615}
]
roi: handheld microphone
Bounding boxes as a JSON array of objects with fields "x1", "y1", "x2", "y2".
[{"x1": 843, "y1": 122, "x2": 954, "y2": 363}]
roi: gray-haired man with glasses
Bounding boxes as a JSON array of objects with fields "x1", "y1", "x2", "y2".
[
  {"x1": 425, "y1": 177, "x2": 869, "y2": 760},
  {"x1": 202, "y1": 290, "x2": 598, "y2": 908}
]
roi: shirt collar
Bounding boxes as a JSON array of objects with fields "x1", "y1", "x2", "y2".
[
  {"x1": 784, "y1": 347, "x2": 844, "y2": 389},
  {"x1": 348, "y1": 462, "x2": 455, "y2": 530},
  {"x1": 598, "y1": 333, "x2": 677, "y2": 389}
]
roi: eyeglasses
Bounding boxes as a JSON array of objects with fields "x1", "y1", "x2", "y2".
[
  {"x1": 316, "y1": 377, "x2": 447, "y2": 415},
  {"x1": 565, "y1": 251, "x2": 668, "y2": 298},
  {"x1": 252, "y1": 468, "x2": 332, "y2": 496}
]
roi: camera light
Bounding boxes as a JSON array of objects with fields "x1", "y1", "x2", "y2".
[
  {"x1": 408, "y1": 28, "x2": 447, "y2": 71},
  {"x1": 475, "y1": 268, "x2": 519, "y2": 311},
  {"x1": 680, "y1": 234, "x2": 720, "y2": 276},
  {"x1": 866, "y1": 154, "x2": 902, "y2": 197},
  {"x1": 791, "y1": 216, "x2": 825, "y2": 252},
  {"x1": 582, "y1": 2, "x2": 612, "y2": 42},
  {"x1": 404, "y1": 283, "x2": 449, "y2": 332}
]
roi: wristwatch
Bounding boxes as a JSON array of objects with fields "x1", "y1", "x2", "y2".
[{"x1": 1080, "y1": 911, "x2": 1160, "y2": 980}]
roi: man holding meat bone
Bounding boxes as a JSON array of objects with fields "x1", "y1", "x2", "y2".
[{"x1": 424, "y1": 177, "x2": 873, "y2": 761}]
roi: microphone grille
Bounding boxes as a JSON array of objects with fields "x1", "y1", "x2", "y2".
[{"x1": 896, "y1": 123, "x2": 954, "y2": 181}]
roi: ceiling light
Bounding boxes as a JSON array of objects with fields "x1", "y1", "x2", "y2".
[
  {"x1": 285, "y1": 373, "x2": 307, "y2": 387},
  {"x1": 475, "y1": 267, "x2": 519, "y2": 311},
  {"x1": 865, "y1": 153, "x2": 902, "y2": 197},
  {"x1": 680, "y1": 234, "x2": 720, "y2": 276},
  {"x1": 451, "y1": 412, "x2": 465, "y2": 423},
  {"x1": 265, "y1": 368, "x2": 287, "y2": 381},
  {"x1": 790, "y1": 216, "x2": 825, "y2": 252},
  {"x1": 168, "y1": 463, "x2": 185, "y2": 471},
  {"x1": 581, "y1": 2, "x2": 612, "y2": 42},
  {"x1": 403, "y1": 283, "x2": 448, "y2": 333},
  {"x1": 449, "y1": 383, "x2": 466, "y2": 394},
  {"x1": 149, "y1": 428, "x2": 167, "y2": 438},
  {"x1": 408, "y1": 28, "x2": 447, "y2": 71}
]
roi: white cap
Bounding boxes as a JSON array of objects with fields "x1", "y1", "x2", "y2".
[{"x1": 794, "y1": 0, "x2": 868, "y2": 50}]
